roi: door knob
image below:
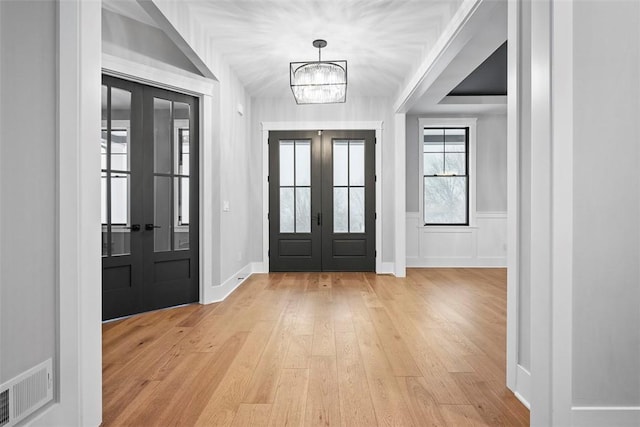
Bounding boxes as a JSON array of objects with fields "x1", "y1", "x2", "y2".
[
  {"x1": 126, "y1": 224, "x2": 141, "y2": 231},
  {"x1": 145, "y1": 223, "x2": 161, "y2": 231}
]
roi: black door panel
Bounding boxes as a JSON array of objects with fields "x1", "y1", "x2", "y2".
[
  {"x1": 101, "y1": 76, "x2": 198, "y2": 320},
  {"x1": 269, "y1": 130, "x2": 375, "y2": 272}
]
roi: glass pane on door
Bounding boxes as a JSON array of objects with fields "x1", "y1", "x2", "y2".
[
  {"x1": 154, "y1": 98, "x2": 172, "y2": 174},
  {"x1": 154, "y1": 175, "x2": 172, "y2": 252},
  {"x1": 175, "y1": 176, "x2": 190, "y2": 250},
  {"x1": 152, "y1": 99, "x2": 192, "y2": 252},
  {"x1": 174, "y1": 102, "x2": 191, "y2": 250},
  {"x1": 333, "y1": 140, "x2": 366, "y2": 233},
  {"x1": 279, "y1": 140, "x2": 311, "y2": 233},
  {"x1": 101, "y1": 85, "x2": 133, "y2": 257}
]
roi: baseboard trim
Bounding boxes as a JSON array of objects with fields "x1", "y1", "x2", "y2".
[
  {"x1": 250, "y1": 262, "x2": 267, "y2": 274},
  {"x1": 202, "y1": 264, "x2": 254, "y2": 304},
  {"x1": 378, "y1": 262, "x2": 395, "y2": 275},
  {"x1": 240, "y1": 261, "x2": 398, "y2": 276},
  {"x1": 406, "y1": 258, "x2": 507, "y2": 268},
  {"x1": 572, "y1": 407, "x2": 640, "y2": 426},
  {"x1": 514, "y1": 365, "x2": 531, "y2": 409}
]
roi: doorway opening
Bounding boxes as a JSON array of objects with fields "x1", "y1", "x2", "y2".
[
  {"x1": 101, "y1": 75, "x2": 199, "y2": 320},
  {"x1": 269, "y1": 130, "x2": 376, "y2": 272}
]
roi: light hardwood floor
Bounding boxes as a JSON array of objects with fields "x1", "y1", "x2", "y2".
[{"x1": 102, "y1": 268, "x2": 529, "y2": 426}]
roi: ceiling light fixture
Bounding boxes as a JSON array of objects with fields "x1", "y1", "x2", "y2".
[{"x1": 290, "y1": 39, "x2": 347, "y2": 104}]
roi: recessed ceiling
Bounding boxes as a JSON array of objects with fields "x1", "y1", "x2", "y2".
[
  {"x1": 185, "y1": 0, "x2": 464, "y2": 99},
  {"x1": 449, "y1": 41, "x2": 507, "y2": 96}
]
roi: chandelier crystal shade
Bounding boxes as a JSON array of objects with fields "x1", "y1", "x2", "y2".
[{"x1": 290, "y1": 40, "x2": 347, "y2": 104}]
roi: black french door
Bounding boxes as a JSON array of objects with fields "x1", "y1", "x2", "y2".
[
  {"x1": 101, "y1": 75, "x2": 199, "y2": 321},
  {"x1": 269, "y1": 130, "x2": 375, "y2": 272}
]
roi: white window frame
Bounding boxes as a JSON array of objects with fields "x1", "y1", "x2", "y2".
[{"x1": 418, "y1": 118, "x2": 477, "y2": 228}]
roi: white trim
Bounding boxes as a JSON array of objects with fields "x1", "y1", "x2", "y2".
[
  {"x1": 394, "y1": 0, "x2": 481, "y2": 112},
  {"x1": 406, "y1": 211, "x2": 506, "y2": 268},
  {"x1": 250, "y1": 262, "x2": 267, "y2": 274},
  {"x1": 102, "y1": 53, "x2": 215, "y2": 97},
  {"x1": 260, "y1": 121, "x2": 384, "y2": 274},
  {"x1": 506, "y1": 0, "x2": 520, "y2": 394},
  {"x1": 571, "y1": 408, "x2": 640, "y2": 427},
  {"x1": 262, "y1": 121, "x2": 383, "y2": 132},
  {"x1": 34, "y1": 1, "x2": 102, "y2": 425},
  {"x1": 515, "y1": 365, "x2": 531, "y2": 410},
  {"x1": 394, "y1": 114, "x2": 406, "y2": 277},
  {"x1": 393, "y1": 0, "x2": 506, "y2": 114},
  {"x1": 551, "y1": 1, "x2": 574, "y2": 426},
  {"x1": 529, "y1": 0, "x2": 553, "y2": 424},
  {"x1": 378, "y1": 262, "x2": 395, "y2": 275},
  {"x1": 439, "y1": 95, "x2": 507, "y2": 106},
  {"x1": 199, "y1": 93, "x2": 217, "y2": 304},
  {"x1": 209, "y1": 263, "x2": 254, "y2": 303},
  {"x1": 476, "y1": 211, "x2": 507, "y2": 219},
  {"x1": 417, "y1": 117, "x2": 477, "y2": 227},
  {"x1": 407, "y1": 260, "x2": 505, "y2": 268}
]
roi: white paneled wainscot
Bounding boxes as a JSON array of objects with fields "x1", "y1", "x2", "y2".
[{"x1": 406, "y1": 211, "x2": 506, "y2": 267}]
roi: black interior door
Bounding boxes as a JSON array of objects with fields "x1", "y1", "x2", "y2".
[
  {"x1": 101, "y1": 76, "x2": 199, "y2": 320},
  {"x1": 101, "y1": 76, "x2": 144, "y2": 320},
  {"x1": 269, "y1": 130, "x2": 375, "y2": 272},
  {"x1": 142, "y1": 86, "x2": 199, "y2": 312}
]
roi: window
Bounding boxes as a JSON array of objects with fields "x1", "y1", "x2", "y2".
[{"x1": 419, "y1": 119, "x2": 476, "y2": 226}]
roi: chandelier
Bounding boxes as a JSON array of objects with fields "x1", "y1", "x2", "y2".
[{"x1": 290, "y1": 39, "x2": 347, "y2": 104}]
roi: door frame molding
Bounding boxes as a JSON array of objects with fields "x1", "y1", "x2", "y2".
[
  {"x1": 260, "y1": 121, "x2": 384, "y2": 274},
  {"x1": 102, "y1": 53, "x2": 219, "y2": 305}
]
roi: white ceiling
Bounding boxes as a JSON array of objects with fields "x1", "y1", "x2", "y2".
[
  {"x1": 102, "y1": 0, "x2": 509, "y2": 107},
  {"x1": 183, "y1": 0, "x2": 465, "y2": 99}
]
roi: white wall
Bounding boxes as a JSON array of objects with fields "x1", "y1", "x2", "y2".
[
  {"x1": 476, "y1": 115, "x2": 507, "y2": 211},
  {"x1": 102, "y1": 8, "x2": 201, "y2": 75},
  {"x1": 0, "y1": 0, "x2": 57, "y2": 384},
  {"x1": 250, "y1": 96, "x2": 396, "y2": 263},
  {"x1": 217, "y1": 65, "x2": 253, "y2": 282},
  {"x1": 405, "y1": 113, "x2": 507, "y2": 267},
  {"x1": 572, "y1": 0, "x2": 640, "y2": 407}
]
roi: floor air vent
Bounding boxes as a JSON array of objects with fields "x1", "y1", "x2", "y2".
[{"x1": 0, "y1": 359, "x2": 52, "y2": 427}]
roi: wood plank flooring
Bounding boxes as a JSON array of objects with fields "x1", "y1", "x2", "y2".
[{"x1": 102, "y1": 268, "x2": 529, "y2": 426}]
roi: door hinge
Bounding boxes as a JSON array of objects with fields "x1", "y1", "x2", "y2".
[
  {"x1": 267, "y1": 175, "x2": 270, "y2": 182},
  {"x1": 374, "y1": 175, "x2": 377, "y2": 182},
  {"x1": 374, "y1": 212, "x2": 377, "y2": 220},
  {"x1": 375, "y1": 137, "x2": 377, "y2": 145},
  {"x1": 375, "y1": 250, "x2": 377, "y2": 258},
  {"x1": 267, "y1": 212, "x2": 270, "y2": 221},
  {"x1": 268, "y1": 249, "x2": 270, "y2": 257}
]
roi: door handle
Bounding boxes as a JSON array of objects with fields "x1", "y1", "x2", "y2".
[
  {"x1": 126, "y1": 224, "x2": 141, "y2": 232},
  {"x1": 145, "y1": 223, "x2": 161, "y2": 231}
]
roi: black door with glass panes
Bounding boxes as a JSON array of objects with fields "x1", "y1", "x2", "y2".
[
  {"x1": 269, "y1": 130, "x2": 375, "y2": 272},
  {"x1": 101, "y1": 75, "x2": 198, "y2": 320}
]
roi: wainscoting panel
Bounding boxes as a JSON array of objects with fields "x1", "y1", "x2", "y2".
[{"x1": 406, "y1": 212, "x2": 507, "y2": 267}]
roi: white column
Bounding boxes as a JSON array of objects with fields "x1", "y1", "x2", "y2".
[{"x1": 394, "y1": 113, "x2": 406, "y2": 277}]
